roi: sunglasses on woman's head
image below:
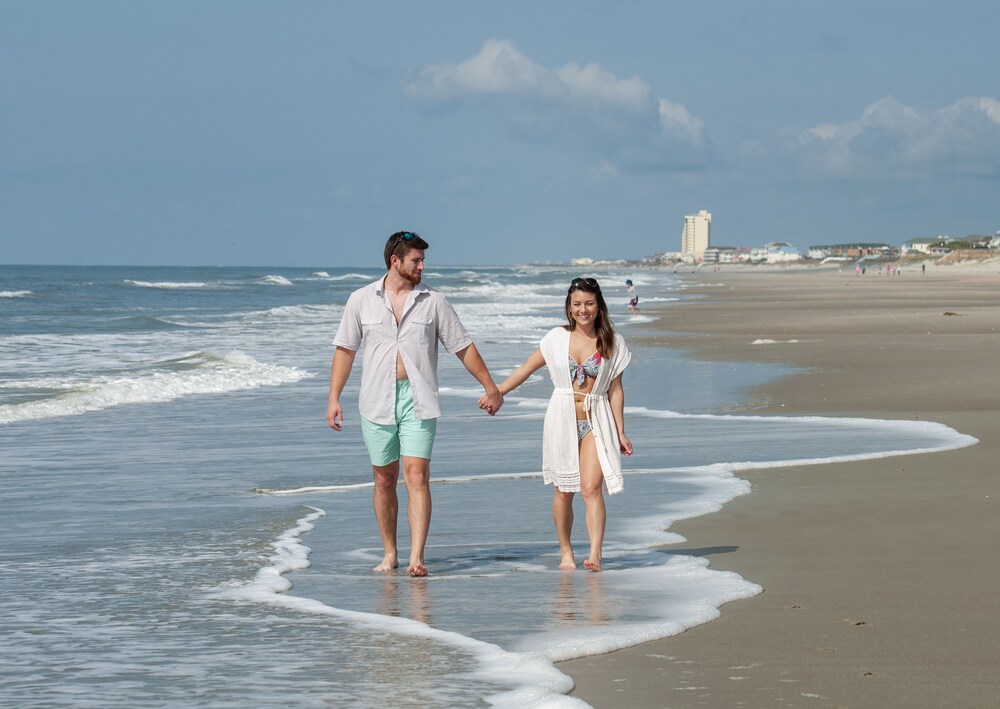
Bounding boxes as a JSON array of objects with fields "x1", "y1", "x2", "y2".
[{"x1": 569, "y1": 277, "x2": 599, "y2": 290}]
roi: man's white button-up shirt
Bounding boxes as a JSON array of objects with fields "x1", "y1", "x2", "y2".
[{"x1": 333, "y1": 278, "x2": 473, "y2": 424}]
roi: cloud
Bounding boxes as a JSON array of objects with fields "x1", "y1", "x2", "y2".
[
  {"x1": 405, "y1": 39, "x2": 705, "y2": 169},
  {"x1": 657, "y1": 99, "x2": 704, "y2": 145},
  {"x1": 796, "y1": 96, "x2": 1000, "y2": 178}
]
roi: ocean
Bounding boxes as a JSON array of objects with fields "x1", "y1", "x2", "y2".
[{"x1": 0, "y1": 265, "x2": 975, "y2": 707}]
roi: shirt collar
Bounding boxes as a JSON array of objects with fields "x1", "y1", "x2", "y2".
[{"x1": 372, "y1": 276, "x2": 430, "y2": 298}]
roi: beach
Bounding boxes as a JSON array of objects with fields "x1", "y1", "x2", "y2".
[
  {"x1": 2, "y1": 263, "x2": 996, "y2": 707},
  {"x1": 561, "y1": 263, "x2": 1000, "y2": 707}
]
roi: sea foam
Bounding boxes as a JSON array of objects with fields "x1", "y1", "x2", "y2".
[
  {"x1": 124, "y1": 280, "x2": 209, "y2": 289},
  {"x1": 212, "y1": 508, "x2": 586, "y2": 708},
  {"x1": 258, "y1": 275, "x2": 294, "y2": 286},
  {"x1": 0, "y1": 350, "x2": 310, "y2": 424}
]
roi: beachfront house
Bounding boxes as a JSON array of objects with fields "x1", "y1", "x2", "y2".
[
  {"x1": 901, "y1": 237, "x2": 940, "y2": 255},
  {"x1": 750, "y1": 242, "x2": 802, "y2": 263},
  {"x1": 702, "y1": 246, "x2": 750, "y2": 264},
  {"x1": 809, "y1": 243, "x2": 894, "y2": 259}
]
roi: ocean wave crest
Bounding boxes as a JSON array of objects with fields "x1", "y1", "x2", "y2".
[
  {"x1": 326, "y1": 272, "x2": 375, "y2": 281},
  {"x1": 0, "y1": 290, "x2": 32, "y2": 298},
  {"x1": 258, "y1": 275, "x2": 293, "y2": 286},
  {"x1": 124, "y1": 280, "x2": 209, "y2": 289},
  {"x1": 0, "y1": 351, "x2": 311, "y2": 424},
  {"x1": 241, "y1": 303, "x2": 344, "y2": 325}
]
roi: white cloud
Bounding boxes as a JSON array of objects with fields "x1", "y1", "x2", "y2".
[
  {"x1": 405, "y1": 39, "x2": 561, "y2": 102},
  {"x1": 658, "y1": 98, "x2": 704, "y2": 145},
  {"x1": 554, "y1": 61, "x2": 651, "y2": 111},
  {"x1": 797, "y1": 96, "x2": 1000, "y2": 177},
  {"x1": 405, "y1": 38, "x2": 652, "y2": 112},
  {"x1": 405, "y1": 39, "x2": 705, "y2": 162}
]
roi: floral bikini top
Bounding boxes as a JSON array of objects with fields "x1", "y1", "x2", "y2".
[{"x1": 568, "y1": 351, "x2": 602, "y2": 387}]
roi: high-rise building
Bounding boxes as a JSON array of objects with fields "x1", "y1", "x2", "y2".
[{"x1": 681, "y1": 210, "x2": 712, "y2": 261}]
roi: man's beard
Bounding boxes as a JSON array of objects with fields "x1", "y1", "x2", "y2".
[{"x1": 396, "y1": 264, "x2": 421, "y2": 285}]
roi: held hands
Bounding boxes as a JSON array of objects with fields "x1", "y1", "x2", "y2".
[{"x1": 478, "y1": 388, "x2": 504, "y2": 416}]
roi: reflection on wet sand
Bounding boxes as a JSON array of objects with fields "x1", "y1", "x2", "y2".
[
  {"x1": 377, "y1": 575, "x2": 431, "y2": 625},
  {"x1": 553, "y1": 569, "x2": 608, "y2": 625}
]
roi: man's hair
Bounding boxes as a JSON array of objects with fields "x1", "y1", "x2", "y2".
[{"x1": 384, "y1": 231, "x2": 430, "y2": 269}]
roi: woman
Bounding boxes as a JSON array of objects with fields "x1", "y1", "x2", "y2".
[{"x1": 485, "y1": 277, "x2": 632, "y2": 571}]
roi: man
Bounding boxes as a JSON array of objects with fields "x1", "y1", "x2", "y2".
[
  {"x1": 326, "y1": 231, "x2": 503, "y2": 577},
  {"x1": 625, "y1": 279, "x2": 639, "y2": 315}
]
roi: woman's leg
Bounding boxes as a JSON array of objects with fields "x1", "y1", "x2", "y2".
[
  {"x1": 578, "y1": 432, "x2": 606, "y2": 571},
  {"x1": 552, "y1": 489, "x2": 577, "y2": 569}
]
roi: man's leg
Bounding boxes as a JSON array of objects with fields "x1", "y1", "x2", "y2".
[
  {"x1": 401, "y1": 455, "x2": 431, "y2": 577},
  {"x1": 372, "y1": 461, "x2": 401, "y2": 572}
]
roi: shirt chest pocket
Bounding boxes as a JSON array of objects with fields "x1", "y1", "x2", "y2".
[
  {"x1": 360, "y1": 317, "x2": 384, "y2": 344},
  {"x1": 410, "y1": 316, "x2": 435, "y2": 344}
]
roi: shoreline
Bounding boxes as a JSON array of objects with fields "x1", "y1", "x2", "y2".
[{"x1": 559, "y1": 268, "x2": 1000, "y2": 707}]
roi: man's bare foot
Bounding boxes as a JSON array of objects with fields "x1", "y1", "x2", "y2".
[
  {"x1": 558, "y1": 554, "x2": 577, "y2": 570},
  {"x1": 373, "y1": 555, "x2": 399, "y2": 573},
  {"x1": 583, "y1": 558, "x2": 602, "y2": 572},
  {"x1": 407, "y1": 563, "x2": 428, "y2": 577}
]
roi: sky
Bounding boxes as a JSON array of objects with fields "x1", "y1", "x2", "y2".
[{"x1": 2, "y1": 1, "x2": 999, "y2": 267}]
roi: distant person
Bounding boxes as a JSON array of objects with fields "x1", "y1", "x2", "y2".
[
  {"x1": 625, "y1": 279, "x2": 639, "y2": 315},
  {"x1": 487, "y1": 277, "x2": 633, "y2": 572},
  {"x1": 327, "y1": 231, "x2": 504, "y2": 577},
  {"x1": 922, "y1": 263, "x2": 926, "y2": 274}
]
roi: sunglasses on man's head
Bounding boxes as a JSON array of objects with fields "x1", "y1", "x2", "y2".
[
  {"x1": 569, "y1": 277, "x2": 599, "y2": 290},
  {"x1": 389, "y1": 231, "x2": 420, "y2": 251}
]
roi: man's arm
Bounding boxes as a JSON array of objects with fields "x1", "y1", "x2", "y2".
[
  {"x1": 326, "y1": 346, "x2": 357, "y2": 430},
  {"x1": 455, "y1": 342, "x2": 503, "y2": 415}
]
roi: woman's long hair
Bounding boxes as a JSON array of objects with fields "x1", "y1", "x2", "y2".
[{"x1": 564, "y1": 278, "x2": 616, "y2": 359}]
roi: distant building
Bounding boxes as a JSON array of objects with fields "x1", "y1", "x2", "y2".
[
  {"x1": 681, "y1": 210, "x2": 712, "y2": 261},
  {"x1": 809, "y1": 243, "x2": 894, "y2": 259},
  {"x1": 702, "y1": 246, "x2": 749, "y2": 264},
  {"x1": 751, "y1": 242, "x2": 802, "y2": 263},
  {"x1": 900, "y1": 238, "x2": 943, "y2": 255},
  {"x1": 768, "y1": 243, "x2": 802, "y2": 263}
]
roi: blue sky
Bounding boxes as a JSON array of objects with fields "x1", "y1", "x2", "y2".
[{"x1": 2, "y1": 1, "x2": 998, "y2": 267}]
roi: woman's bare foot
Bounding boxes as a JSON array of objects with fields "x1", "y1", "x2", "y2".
[
  {"x1": 407, "y1": 562, "x2": 429, "y2": 577},
  {"x1": 583, "y1": 558, "x2": 602, "y2": 572},
  {"x1": 558, "y1": 553, "x2": 577, "y2": 570},
  {"x1": 373, "y1": 555, "x2": 398, "y2": 573}
]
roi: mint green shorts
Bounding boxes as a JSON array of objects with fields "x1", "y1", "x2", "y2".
[{"x1": 360, "y1": 380, "x2": 437, "y2": 466}]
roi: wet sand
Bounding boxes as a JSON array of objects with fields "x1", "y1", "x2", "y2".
[{"x1": 560, "y1": 263, "x2": 1000, "y2": 708}]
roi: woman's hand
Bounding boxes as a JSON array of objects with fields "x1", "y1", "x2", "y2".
[
  {"x1": 619, "y1": 432, "x2": 633, "y2": 456},
  {"x1": 478, "y1": 392, "x2": 501, "y2": 415}
]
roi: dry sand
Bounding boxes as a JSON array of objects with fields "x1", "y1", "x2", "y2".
[{"x1": 560, "y1": 264, "x2": 1000, "y2": 708}]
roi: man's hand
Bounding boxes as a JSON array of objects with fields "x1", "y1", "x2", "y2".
[
  {"x1": 327, "y1": 399, "x2": 344, "y2": 431},
  {"x1": 479, "y1": 388, "x2": 504, "y2": 416}
]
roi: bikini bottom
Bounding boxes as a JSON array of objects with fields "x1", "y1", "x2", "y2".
[{"x1": 576, "y1": 420, "x2": 593, "y2": 441}]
